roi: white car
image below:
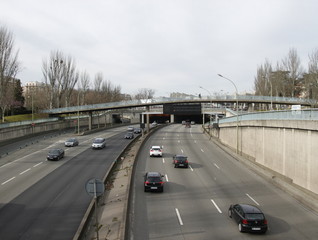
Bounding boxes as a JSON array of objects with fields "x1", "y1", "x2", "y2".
[
  {"x1": 149, "y1": 146, "x2": 162, "y2": 157},
  {"x1": 92, "y1": 138, "x2": 106, "y2": 149}
]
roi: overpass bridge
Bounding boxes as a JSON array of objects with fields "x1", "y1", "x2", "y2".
[{"x1": 42, "y1": 95, "x2": 313, "y2": 130}]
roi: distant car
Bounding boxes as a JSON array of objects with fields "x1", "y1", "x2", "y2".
[
  {"x1": 64, "y1": 138, "x2": 79, "y2": 147},
  {"x1": 47, "y1": 148, "x2": 64, "y2": 161},
  {"x1": 172, "y1": 155, "x2": 189, "y2": 168},
  {"x1": 134, "y1": 127, "x2": 142, "y2": 134},
  {"x1": 191, "y1": 121, "x2": 195, "y2": 125},
  {"x1": 127, "y1": 126, "x2": 134, "y2": 132},
  {"x1": 124, "y1": 132, "x2": 134, "y2": 139},
  {"x1": 182, "y1": 120, "x2": 186, "y2": 125},
  {"x1": 149, "y1": 146, "x2": 162, "y2": 157},
  {"x1": 144, "y1": 171, "x2": 164, "y2": 192},
  {"x1": 228, "y1": 204, "x2": 268, "y2": 233},
  {"x1": 92, "y1": 138, "x2": 106, "y2": 149}
]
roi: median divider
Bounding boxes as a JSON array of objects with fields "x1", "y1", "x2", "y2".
[{"x1": 73, "y1": 124, "x2": 167, "y2": 240}]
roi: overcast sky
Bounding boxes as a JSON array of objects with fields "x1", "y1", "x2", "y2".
[{"x1": 1, "y1": 0, "x2": 318, "y2": 97}]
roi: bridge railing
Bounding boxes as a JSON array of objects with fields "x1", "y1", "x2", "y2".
[
  {"x1": 42, "y1": 95, "x2": 314, "y2": 114},
  {"x1": 219, "y1": 108, "x2": 318, "y2": 124}
]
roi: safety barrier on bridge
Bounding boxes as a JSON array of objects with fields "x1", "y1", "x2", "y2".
[{"x1": 42, "y1": 95, "x2": 313, "y2": 114}]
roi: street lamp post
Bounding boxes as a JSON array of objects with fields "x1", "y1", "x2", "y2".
[
  {"x1": 217, "y1": 74, "x2": 239, "y2": 154},
  {"x1": 199, "y1": 86, "x2": 213, "y2": 138}
]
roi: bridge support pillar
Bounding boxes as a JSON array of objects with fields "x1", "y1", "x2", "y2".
[
  {"x1": 170, "y1": 114, "x2": 174, "y2": 123},
  {"x1": 89, "y1": 112, "x2": 92, "y2": 130},
  {"x1": 146, "y1": 106, "x2": 150, "y2": 133}
]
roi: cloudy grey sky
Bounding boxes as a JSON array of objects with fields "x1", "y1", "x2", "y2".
[{"x1": 1, "y1": 0, "x2": 318, "y2": 97}]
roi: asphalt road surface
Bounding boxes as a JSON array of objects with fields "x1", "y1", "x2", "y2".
[
  {"x1": 128, "y1": 124, "x2": 318, "y2": 240},
  {"x1": 0, "y1": 126, "x2": 134, "y2": 240}
]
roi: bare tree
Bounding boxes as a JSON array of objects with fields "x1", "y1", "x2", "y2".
[
  {"x1": 134, "y1": 88, "x2": 156, "y2": 100},
  {"x1": 282, "y1": 48, "x2": 303, "y2": 97},
  {"x1": 42, "y1": 50, "x2": 78, "y2": 108},
  {"x1": 79, "y1": 71, "x2": 90, "y2": 105},
  {"x1": 254, "y1": 59, "x2": 272, "y2": 96},
  {"x1": 0, "y1": 26, "x2": 21, "y2": 121}
]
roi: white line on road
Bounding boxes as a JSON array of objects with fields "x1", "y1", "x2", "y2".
[
  {"x1": 0, "y1": 162, "x2": 13, "y2": 169},
  {"x1": 162, "y1": 158, "x2": 165, "y2": 163},
  {"x1": 201, "y1": 149, "x2": 204, "y2": 152},
  {"x1": 246, "y1": 193, "x2": 260, "y2": 205},
  {"x1": 189, "y1": 165, "x2": 194, "y2": 171},
  {"x1": 165, "y1": 174, "x2": 169, "y2": 182},
  {"x1": 175, "y1": 208, "x2": 184, "y2": 225},
  {"x1": 1, "y1": 177, "x2": 16, "y2": 185},
  {"x1": 211, "y1": 199, "x2": 223, "y2": 213},
  {"x1": 19, "y1": 168, "x2": 31, "y2": 175},
  {"x1": 194, "y1": 140, "x2": 197, "y2": 144},
  {"x1": 181, "y1": 149, "x2": 184, "y2": 153},
  {"x1": 214, "y1": 163, "x2": 220, "y2": 169},
  {"x1": 33, "y1": 162, "x2": 43, "y2": 167}
]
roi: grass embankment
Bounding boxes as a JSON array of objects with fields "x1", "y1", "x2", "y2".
[{"x1": 3, "y1": 113, "x2": 49, "y2": 123}]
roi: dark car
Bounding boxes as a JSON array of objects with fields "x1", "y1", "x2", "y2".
[
  {"x1": 64, "y1": 138, "x2": 79, "y2": 147},
  {"x1": 144, "y1": 172, "x2": 164, "y2": 192},
  {"x1": 124, "y1": 132, "x2": 134, "y2": 139},
  {"x1": 47, "y1": 148, "x2": 65, "y2": 161},
  {"x1": 173, "y1": 155, "x2": 189, "y2": 168},
  {"x1": 228, "y1": 204, "x2": 268, "y2": 233},
  {"x1": 92, "y1": 138, "x2": 106, "y2": 149},
  {"x1": 133, "y1": 127, "x2": 142, "y2": 134}
]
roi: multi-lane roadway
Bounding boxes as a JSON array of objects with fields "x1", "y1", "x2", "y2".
[
  {"x1": 0, "y1": 126, "x2": 134, "y2": 240},
  {"x1": 128, "y1": 124, "x2": 318, "y2": 240}
]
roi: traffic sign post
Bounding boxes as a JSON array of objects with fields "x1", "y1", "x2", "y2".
[{"x1": 85, "y1": 178, "x2": 105, "y2": 240}]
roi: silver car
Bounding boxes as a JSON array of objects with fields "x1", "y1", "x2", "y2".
[
  {"x1": 64, "y1": 138, "x2": 79, "y2": 147},
  {"x1": 92, "y1": 138, "x2": 106, "y2": 149}
]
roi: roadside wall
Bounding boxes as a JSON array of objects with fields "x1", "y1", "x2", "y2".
[{"x1": 212, "y1": 120, "x2": 318, "y2": 195}]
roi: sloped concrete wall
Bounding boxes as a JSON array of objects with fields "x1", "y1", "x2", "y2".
[{"x1": 215, "y1": 120, "x2": 318, "y2": 195}]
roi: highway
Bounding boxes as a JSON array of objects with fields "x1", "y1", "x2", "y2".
[
  {"x1": 128, "y1": 124, "x2": 318, "y2": 240},
  {"x1": 0, "y1": 126, "x2": 134, "y2": 240}
]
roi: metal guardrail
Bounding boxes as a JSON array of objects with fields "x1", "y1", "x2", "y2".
[
  {"x1": 42, "y1": 95, "x2": 314, "y2": 114},
  {"x1": 219, "y1": 109, "x2": 318, "y2": 123}
]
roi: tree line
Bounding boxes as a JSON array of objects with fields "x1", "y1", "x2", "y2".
[
  {"x1": 254, "y1": 48, "x2": 318, "y2": 104},
  {"x1": 0, "y1": 25, "x2": 155, "y2": 122}
]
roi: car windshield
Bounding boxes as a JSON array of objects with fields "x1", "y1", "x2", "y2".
[
  {"x1": 49, "y1": 150, "x2": 59, "y2": 154},
  {"x1": 94, "y1": 139, "x2": 104, "y2": 143},
  {"x1": 245, "y1": 213, "x2": 264, "y2": 220},
  {"x1": 67, "y1": 138, "x2": 75, "y2": 142},
  {"x1": 147, "y1": 177, "x2": 162, "y2": 182}
]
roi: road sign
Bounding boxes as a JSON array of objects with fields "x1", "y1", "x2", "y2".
[{"x1": 85, "y1": 178, "x2": 104, "y2": 198}]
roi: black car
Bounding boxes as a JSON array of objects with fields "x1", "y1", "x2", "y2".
[
  {"x1": 228, "y1": 204, "x2": 268, "y2": 233},
  {"x1": 124, "y1": 132, "x2": 134, "y2": 139},
  {"x1": 47, "y1": 148, "x2": 65, "y2": 161},
  {"x1": 172, "y1": 155, "x2": 189, "y2": 168},
  {"x1": 144, "y1": 172, "x2": 164, "y2": 192}
]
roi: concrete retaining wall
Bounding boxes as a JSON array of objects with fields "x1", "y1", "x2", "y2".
[{"x1": 212, "y1": 120, "x2": 318, "y2": 195}]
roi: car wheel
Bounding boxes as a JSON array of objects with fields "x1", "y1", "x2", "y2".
[
  {"x1": 228, "y1": 209, "x2": 232, "y2": 218},
  {"x1": 238, "y1": 223, "x2": 244, "y2": 232},
  {"x1": 144, "y1": 187, "x2": 147, "y2": 192},
  {"x1": 160, "y1": 187, "x2": 164, "y2": 193},
  {"x1": 174, "y1": 164, "x2": 177, "y2": 168}
]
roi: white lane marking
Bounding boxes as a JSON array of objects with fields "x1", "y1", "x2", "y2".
[
  {"x1": 189, "y1": 165, "x2": 194, "y2": 171},
  {"x1": 211, "y1": 199, "x2": 223, "y2": 213},
  {"x1": 19, "y1": 168, "x2": 31, "y2": 175},
  {"x1": 162, "y1": 158, "x2": 165, "y2": 163},
  {"x1": 181, "y1": 149, "x2": 184, "y2": 153},
  {"x1": 194, "y1": 140, "x2": 197, "y2": 144},
  {"x1": 214, "y1": 163, "x2": 220, "y2": 169},
  {"x1": 33, "y1": 162, "x2": 43, "y2": 167},
  {"x1": 165, "y1": 174, "x2": 169, "y2": 182},
  {"x1": 175, "y1": 208, "x2": 184, "y2": 225},
  {"x1": 178, "y1": 140, "x2": 180, "y2": 143},
  {"x1": 1, "y1": 177, "x2": 16, "y2": 185},
  {"x1": 201, "y1": 149, "x2": 204, "y2": 152},
  {"x1": 0, "y1": 162, "x2": 13, "y2": 169},
  {"x1": 246, "y1": 193, "x2": 260, "y2": 206}
]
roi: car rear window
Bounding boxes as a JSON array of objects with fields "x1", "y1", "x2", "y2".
[
  {"x1": 147, "y1": 177, "x2": 161, "y2": 182},
  {"x1": 175, "y1": 156, "x2": 187, "y2": 160},
  {"x1": 245, "y1": 213, "x2": 264, "y2": 220},
  {"x1": 94, "y1": 139, "x2": 104, "y2": 143}
]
